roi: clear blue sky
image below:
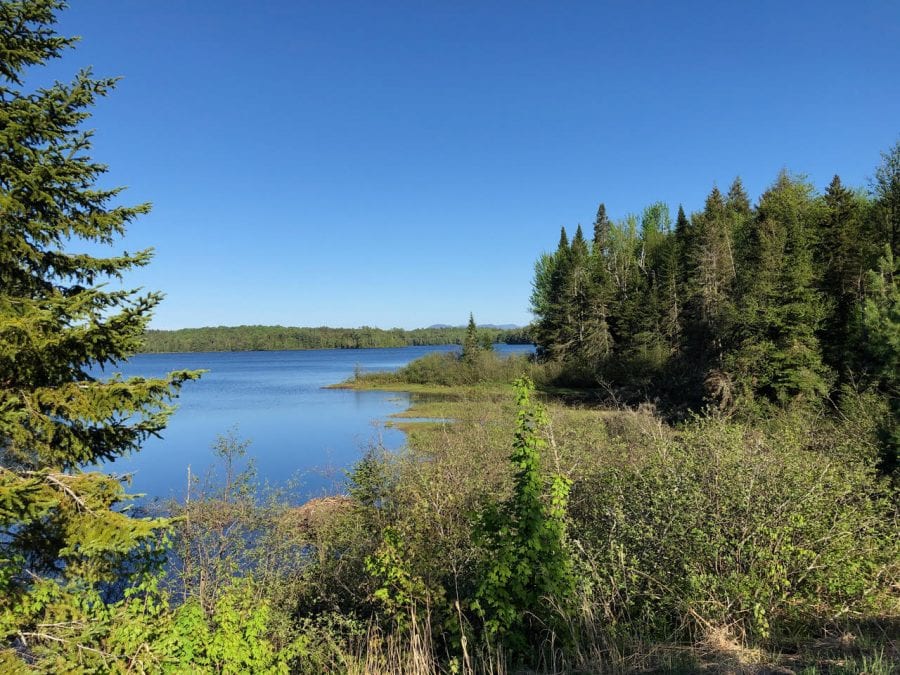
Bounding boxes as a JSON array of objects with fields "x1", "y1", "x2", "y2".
[{"x1": 44, "y1": 1, "x2": 900, "y2": 329}]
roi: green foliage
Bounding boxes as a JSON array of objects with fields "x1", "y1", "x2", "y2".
[
  {"x1": 872, "y1": 140, "x2": 900, "y2": 259},
  {"x1": 461, "y1": 313, "x2": 493, "y2": 364},
  {"x1": 529, "y1": 153, "x2": 900, "y2": 415},
  {"x1": 347, "y1": 443, "x2": 395, "y2": 511},
  {"x1": 730, "y1": 172, "x2": 831, "y2": 404},
  {"x1": 0, "y1": 0, "x2": 200, "y2": 662},
  {"x1": 170, "y1": 432, "x2": 265, "y2": 614},
  {"x1": 0, "y1": 574, "x2": 300, "y2": 673},
  {"x1": 473, "y1": 378, "x2": 575, "y2": 655},
  {"x1": 353, "y1": 349, "x2": 536, "y2": 388},
  {"x1": 569, "y1": 413, "x2": 898, "y2": 644},
  {"x1": 3, "y1": 6, "x2": 897, "y2": 671},
  {"x1": 816, "y1": 175, "x2": 872, "y2": 377},
  {"x1": 861, "y1": 247, "x2": 900, "y2": 475},
  {"x1": 366, "y1": 527, "x2": 436, "y2": 631}
]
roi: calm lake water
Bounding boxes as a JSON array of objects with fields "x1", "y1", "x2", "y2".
[{"x1": 94, "y1": 344, "x2": 533, "y2": 502}]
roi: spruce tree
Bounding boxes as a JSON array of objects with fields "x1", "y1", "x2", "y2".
[
  {"x1": 532, "y1": 227, "x2": 572, "y2": 360},
  {"x1": 729, "y1": 172, "x2": 830, "y2": 403},
  {"x1": 872, "y1": 140, "x2": 900, "y2": 258},
  {"x1": 0, "y1": 0, "x2": 198, "y2": 657},
  {"x1": 560, "y1": 225, "x2": 587, "y2": 360},
  {"x1": 726, "y1": 177, "x2": 754, "y2": 278},
  {"x1": 626, "y1": 203, "x2": 670, "y2": 365},
  {"x1": 674, "y1": 204, "x2": 693, "y2": 288},
  {"x1": 462, "y1": 312, "x2": 480, "y2": 363},
  {"x1": 726, "y1": 176, "x2": 751, "y2": 215},
  {"x1": 588, "y1": 204, "x2": 616, "y2": 359},
  {"x1": 565, "y1": 225, "x2": 610, "y2": 365},
  {"x1": 694, "y1": 186, "x2": 736, "y2": 332},
  {"x1": 592, "y1": 202, "x2": 611, "y2": 253},
  {"x1": 676, "y1": 188, "x2": 736, "y2": 385},
  {"x1": 817, "y1": 175, "x2": 868, "y2": 376},
  {"x1": 861, "y1": 248, "x2": 899, "y2": 475},
  {"x1": 570, "y1": 223, "x2": 589, "y2": 262}
]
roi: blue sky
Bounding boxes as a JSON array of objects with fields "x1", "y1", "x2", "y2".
[{"x1": 43, "y1": 1, "x2": 900, "y2": 329}]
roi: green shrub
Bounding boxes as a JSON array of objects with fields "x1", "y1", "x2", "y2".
[
  {"x1": 569, "y1": 414, "x2": 899, "y2": 646},
  {"x1": 473, "y1": 378, "x2": 576, "y2": 656}
]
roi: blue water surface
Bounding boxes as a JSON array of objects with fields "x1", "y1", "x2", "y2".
[{"x1": 94, "y1": 344, "x2": 533, "y2": 502}]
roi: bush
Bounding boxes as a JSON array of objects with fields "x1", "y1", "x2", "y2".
[{"x1": 568, "y1": 414, "x2": 899, "y2": 646}]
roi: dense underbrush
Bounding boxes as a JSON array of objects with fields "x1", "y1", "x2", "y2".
[
  {"x1": 141, "y1": 372, "x2": 899, "y2": 673},
  {"x1": 20, "y1": 354, "x2": 894, "y2": 672}
]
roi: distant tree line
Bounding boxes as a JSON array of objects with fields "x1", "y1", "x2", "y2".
[
  {"x1": 532, "y1": 144, "x2": 900, "y2": 471},
  {"x1": 141, "y1": 324, "x2": 532, "y2": 353}
]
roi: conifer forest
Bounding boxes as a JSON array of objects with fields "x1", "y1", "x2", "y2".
[{"x1": 1, "y1": 2, "x2": 898, "y2": 673}]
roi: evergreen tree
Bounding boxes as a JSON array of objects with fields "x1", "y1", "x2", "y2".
[
  {"x1": 571, "y1": 223, "x2": 590, "y2": 262},
  {"x1": 0, "y1": 0, "x2": 198, "y2": 659},
  {"x1": 564, "y1": 225, "x2": 611, "y2": 365},
  {"x1": 674, "y1": 204, "x2": 693, "y2": 288},
  {"x1": 529, "y1": 153, "x2": 895, "y2": 413},
  {"x1": 557, "y1": 224, "x2": 570, "y2": 251},
  {"x1": 602, "y1": 214, "x2": 642, "y2": 358},
  {"x1": 588, "y1": 204, "x2": 616, "y2": 359},
  {"x1": 626, "y1": 203, "x2": 670, "y2": 363},
  {"x1": 532, "y1": 227, "x2": 572, "y2": 360},
  {"x1": 872, "y1": 140, "x2": 900, "y2": 258},
  {"x1": 693, "y1": 186, "x2": 736, "y2": 334},
  {"x1": 860, "y1": 247, "x2": 899, "y2": 475},
  {"x1": 565, "y1": 225, "x2": 590, "y2": 353},
  {"x1": 656, "y1": 231, "x2": 682, "y2": 351},
  {"x1": 726, "y1": 176, "x2": 751, "y2": 215},
  {"x1": 729, "y1": 172, "x2": 830, "y2": 403},
  {"x1": 530, "y1": 253, "x2": 556, "y2": 331},
  {"x1": 462, "y1": 312, "x2": 480, "y2": 363},
  {"x1": 676, "y1": 187, "x2": 737, "y2": 385},
  {"x1": 817, "y1": 175, "x2": 869, "y2": 376},
  {"x1": 592, "y1": 202, "x2": 611, "y2": 253},
  {"x1": 726, "y1": 177, "x2": 755, "y2": 279}
]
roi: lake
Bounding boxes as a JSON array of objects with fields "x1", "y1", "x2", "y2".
[{"x1": 94, "y1": 344, "x2": 533, "y2": 502}]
